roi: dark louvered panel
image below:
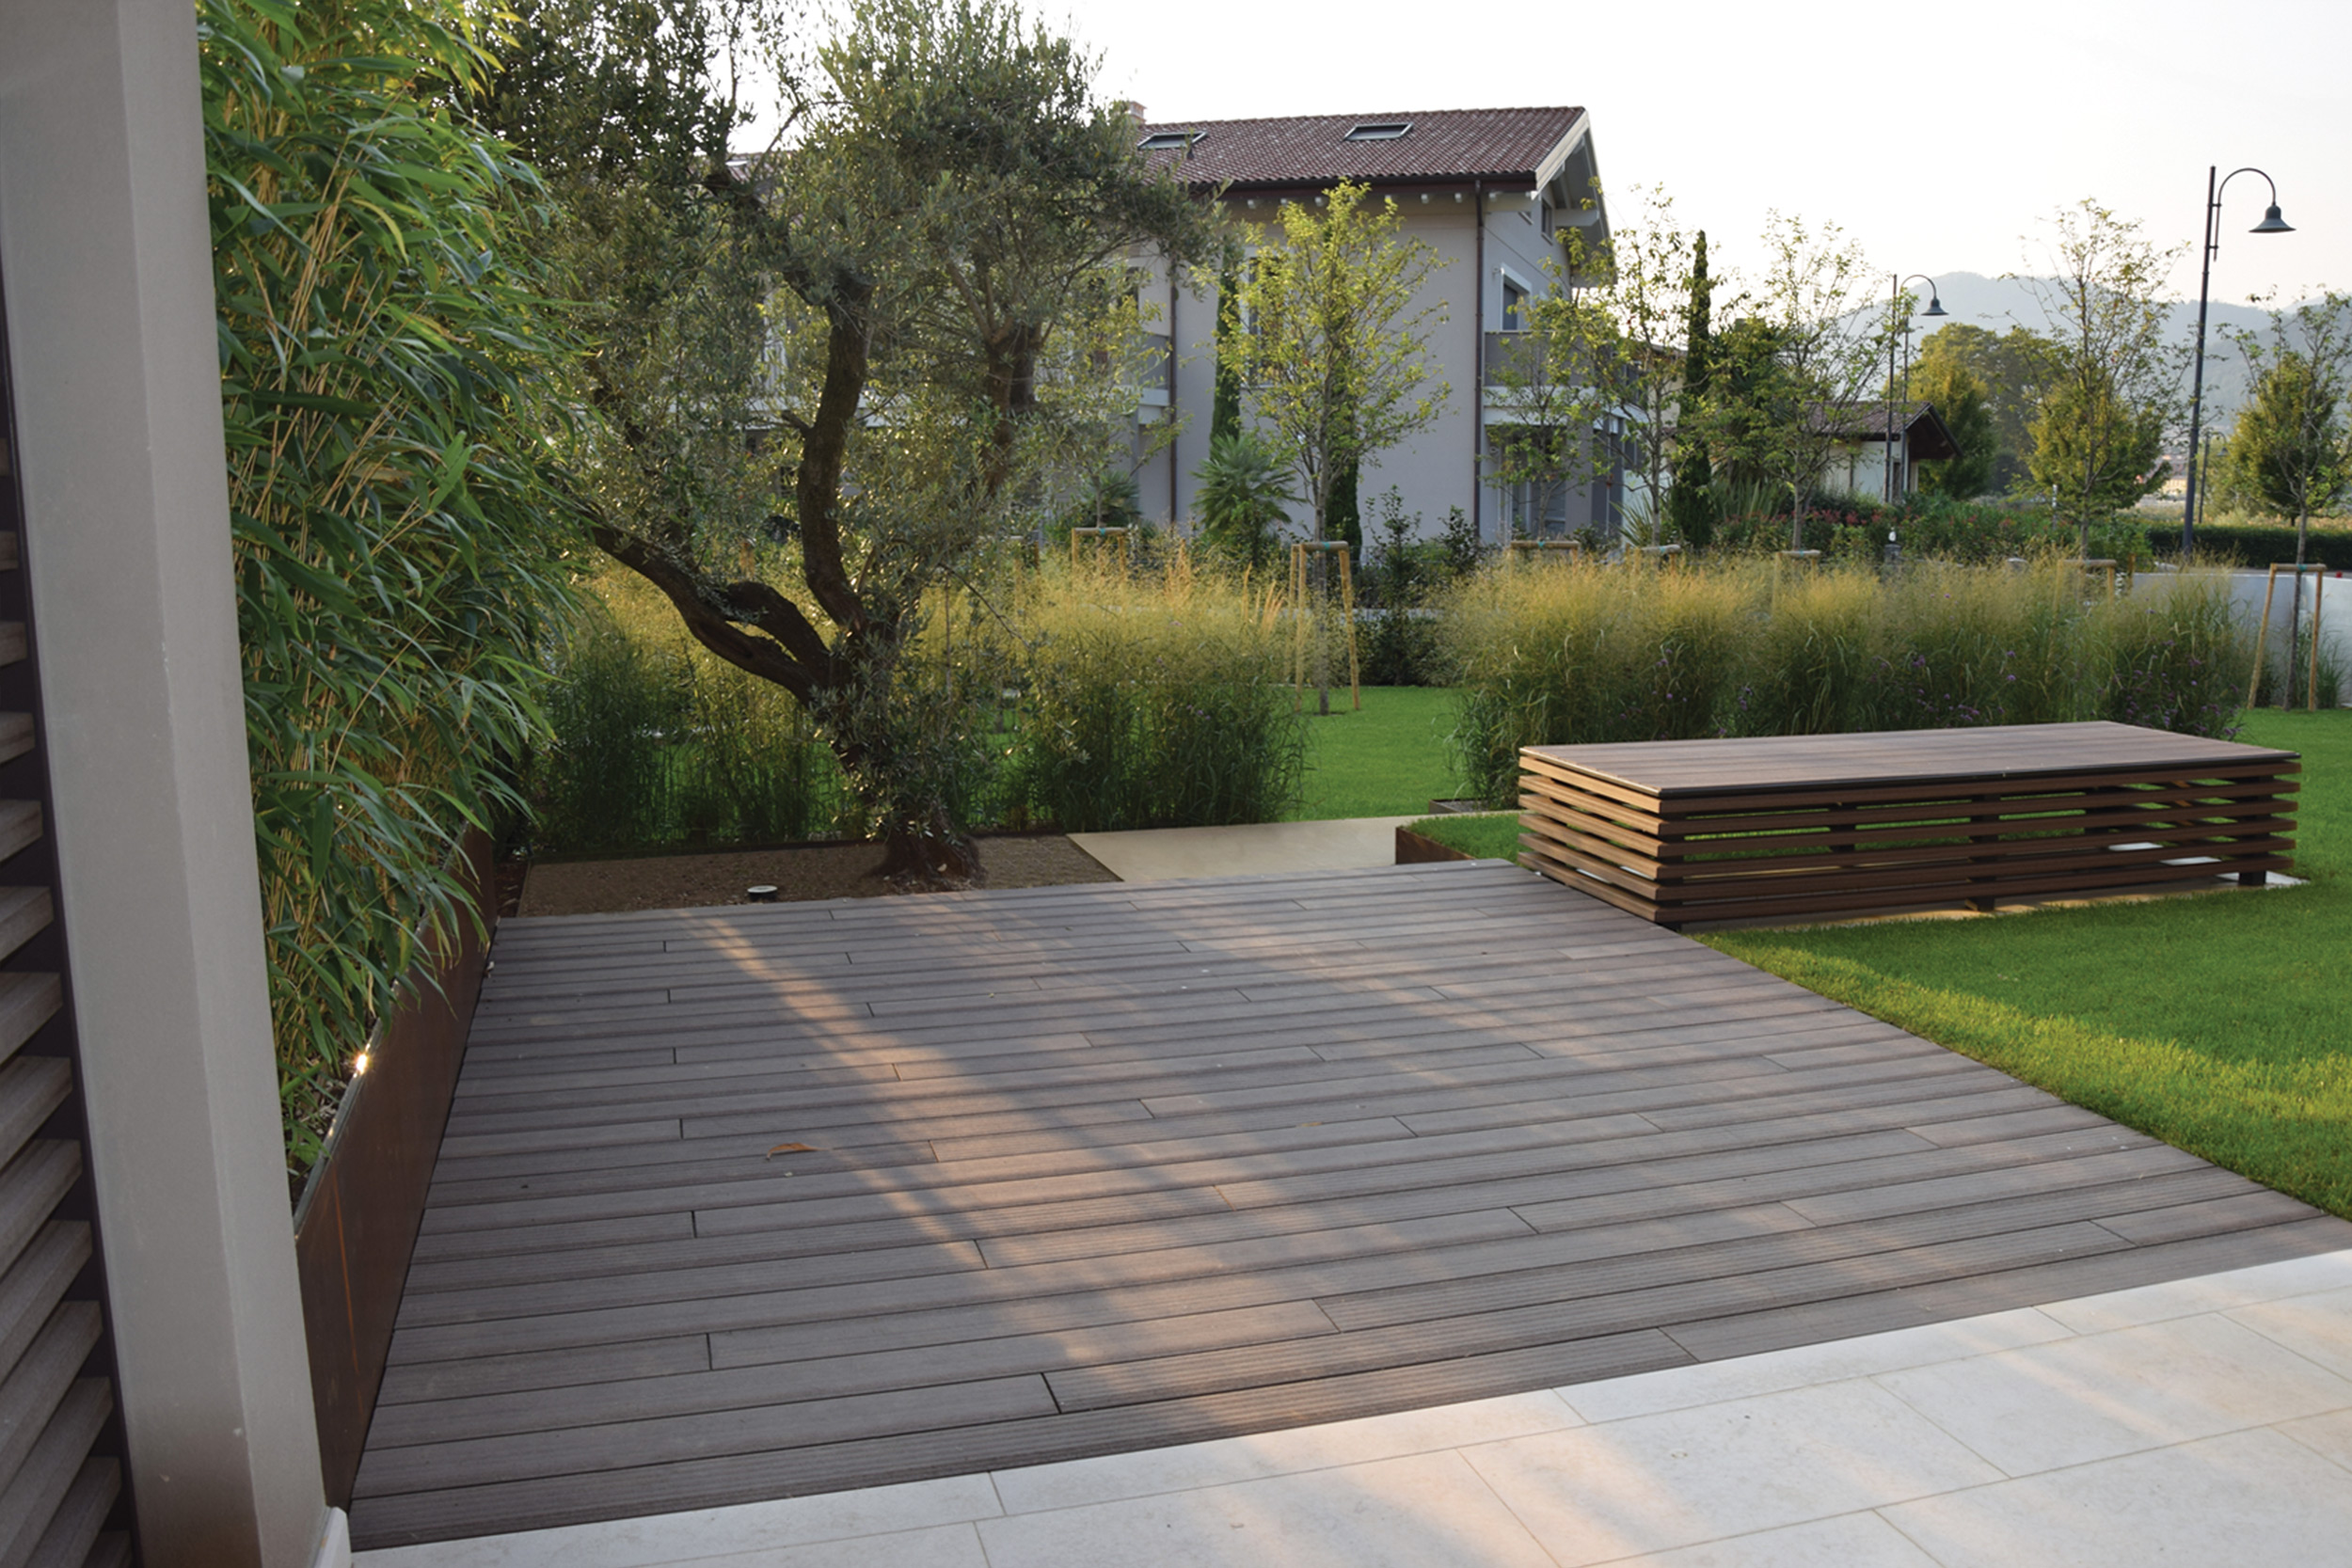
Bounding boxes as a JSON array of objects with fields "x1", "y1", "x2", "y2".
[{"x1": 0, "y1": 273, "x2": 131, "y2": 1562}]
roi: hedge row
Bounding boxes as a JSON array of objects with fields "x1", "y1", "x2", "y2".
[{"x1": 2153, "y1": 524, "x2": 2352, "y2": 572}]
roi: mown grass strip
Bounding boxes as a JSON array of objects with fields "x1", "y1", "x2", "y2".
[
  {"x1": 1406, "y1": 812, "x2": 1521, "y2": 860},
  {"x1": 1707, "y1": 709, "x2": 2351, "y2": 1221}
]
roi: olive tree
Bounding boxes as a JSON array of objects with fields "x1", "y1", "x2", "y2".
[{"x1": 539, "y1": 0, "x2": 1208, "y2": 880}]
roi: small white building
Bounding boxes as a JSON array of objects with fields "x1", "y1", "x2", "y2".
[{"x1": 1812, "y1": 400, "x2": 1960, "y2": 502}]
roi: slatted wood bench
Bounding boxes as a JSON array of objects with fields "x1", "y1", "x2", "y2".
[{"x1": 1518, "y1": 721, "x2": 2300, "y2": 928}]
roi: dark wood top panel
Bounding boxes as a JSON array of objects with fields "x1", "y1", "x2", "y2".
[{"x1": 1523, "y1": 721, "x2": 2298, "y2": 798}]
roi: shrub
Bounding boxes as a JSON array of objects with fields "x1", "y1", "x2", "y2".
[
  {"x1": 1441, "y1": 556, "x2": 2257, "y2": 805},
  {"x1": 2096, "y1": 573, "x2": 2260, "y2": 734},
  {"x1": 1007, "y1": 555, "x2": 1304, "y2": 831},
  {"x1": 527, "y1": 573, "x2": 842, "y2": 853},
  {"x1": 1439, "y1": 560, "x2": 1754, "y2": 803},
  {"x1": 531, "y1": 604, "x2": 689, "y2": 853},
  {"x1": 2160, "y1": 522, "x2": 2352, "y2": 572},
  {"x1": 1360, "y1": 489, "x2": 1445, "y2": 686}
]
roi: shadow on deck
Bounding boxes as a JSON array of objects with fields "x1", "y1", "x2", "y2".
[{"x1": 348, "y1": 861, "x2": 2352, "y2": 1547}]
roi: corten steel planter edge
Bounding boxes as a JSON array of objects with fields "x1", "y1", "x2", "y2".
[
  {"x1": 1395, "y1": 825, "x2": 1479, "y2": 864},
  {"x1": 292, "y1": 826, "x2": 498, "y2": 1506}
]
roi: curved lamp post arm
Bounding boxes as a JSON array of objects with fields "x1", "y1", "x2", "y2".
[
  {"x1": 2185, "y1": 167, "x2": 2294, "y2": 559},
  {"x1": 1885, "y1": 276, "x2": 1945, "y2": 504}
]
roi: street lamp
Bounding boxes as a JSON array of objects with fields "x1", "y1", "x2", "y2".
[
  {"x1": 1884, "y1": 275, "x2": 1947, "y2": 505},
  {"x1": 2183, "y1": 166, "x2": 2293, "y2": 558}
]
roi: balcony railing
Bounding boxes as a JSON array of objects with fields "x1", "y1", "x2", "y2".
[
  {"x1": 1130, "y1": 335, "x2": 1171, "y2": 406},
  {"x1": 1483, "y1": 329, "x2": 1549, "y2": 385}
]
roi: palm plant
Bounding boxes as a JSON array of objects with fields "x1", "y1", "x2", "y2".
[{"x1": 1193, "y1": 431, "x2": 1299, "y2": 572}]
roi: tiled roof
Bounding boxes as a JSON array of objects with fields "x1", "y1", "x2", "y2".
[
  {"x1": 1136, "y1": 106, "x2": 1588, "y2": 190},
  {"x1": 1809, "y1": 399, "x2": 1935, "y2": 438},
  {"x1": 1811, "y1": 400, "x2": 1961, "y2": 458}
]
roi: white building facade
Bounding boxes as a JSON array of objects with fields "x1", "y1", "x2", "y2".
[{"x1": 1126, "y1": 106, "x2": 1618, "y2": 546}]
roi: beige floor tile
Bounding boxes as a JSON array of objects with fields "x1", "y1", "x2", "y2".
[
  {"x1": 975, "y1": 1450, "x2": 1557, "y2": 1568},
  {"x1": 1460, "y1": 1381, "x2": 1999, "y2": 1567},
  {"x1": 1878, "y1": 1428, "x2": 2352, "y2": 1568},
  {"x1": 1596, "y1": 1512, "x2": 1942, "y2": 1568},
  {"x1": 638, "y1": 1523, "x2": 991, "y2": 1568},
  {"x1": 1874, "y1": 1311, "x2": 2352, "y2": 1476},
  {"x1": 351, "y1": 1476, "x2": 1003, "y2": 1568},
  {"x1": 2228, "y1": 1284, "x2": 2352, "y2": 1381},
  {"x1": 1559, "y1": 1308, "x2": 2071, "y2": 1423},
  {"x1": 2278, "y1": 1406, "x2": 2352, "y2": 1473},
  {"x1": 2033, "y1": 1248, "x2": 2352, "y2": 1335},
  {"x1": 992, "y1": 1391, "x2": 1580, "y2": 1514},
  {"x1": 1067, "y1": 818, "x2": 1424, "y2": 881}
]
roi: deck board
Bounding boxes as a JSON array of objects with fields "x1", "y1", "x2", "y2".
[{"x1": 349, "y1": 859, "x2": 2352, "y2": 1547}]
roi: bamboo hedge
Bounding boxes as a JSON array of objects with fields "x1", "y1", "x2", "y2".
[{"x1": 202, "y1": 0, "x2": 581, "y2": 1178}]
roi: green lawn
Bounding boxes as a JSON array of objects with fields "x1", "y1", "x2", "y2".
[
  {"x1": 1706, "y1": 709, "x2": 2352, "y2": 1220},
  {"x1": 1287, "y1": 685, "x2": 1464, "y2": 820},
  {"x1": 1406, "y1": 811, "x2": 1522, "y2": 859},
  {"x1": 1269, "y1": 687, "x2": 2351, "y2": 1220}
]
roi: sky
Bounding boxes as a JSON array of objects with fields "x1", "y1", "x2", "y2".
[{"x1": 1031, "y1": 0, "x2": 2348, "y2": 309}]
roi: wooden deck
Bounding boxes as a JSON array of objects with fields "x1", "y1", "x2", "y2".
[
  {"x1": 1520, "y1": 722, "x2": 2301, "y2": 927},
  {"x1": 349, "y1": 860, "x2": 2352, "y2": 1547}
]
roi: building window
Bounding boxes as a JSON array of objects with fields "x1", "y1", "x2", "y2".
[
  {"x1": 1343, "y1": 120, "x2": 1412, "y2": 141},
  {"x1": 1501, "y1": 278, "x2": 1529, "y2": 332}
]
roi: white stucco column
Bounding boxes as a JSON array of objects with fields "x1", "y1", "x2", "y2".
[{"x1": 0, "y1": 2, "x2": 334, "y2": 1562}]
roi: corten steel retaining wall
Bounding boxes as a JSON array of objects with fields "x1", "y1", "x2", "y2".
[
  {"x1": 293, "y1": 827, "x2": 498, "y2": 1505},
  {"x1": 1395, "y1": 825, "x2": 1477, "y2": 864}
]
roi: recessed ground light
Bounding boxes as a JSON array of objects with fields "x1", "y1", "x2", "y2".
[
  {"x1": 746, "y1": 885, "x2": 779, "y2": 903},
  {"x1": 1344, "y1": 120, "x2": 1411, "y2": 141}
]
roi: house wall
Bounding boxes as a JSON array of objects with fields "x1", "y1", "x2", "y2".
[
  {"x1": 1819, "y1": 438, "x2": 1930, "y2": 504},
  {"x1": 1134, "y1": 179, "x2": 1613, "y2": 549}
]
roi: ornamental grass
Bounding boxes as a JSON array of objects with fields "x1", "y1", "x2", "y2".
[{"x1": 1440, "y1": 556, "x2": 2255, "y2": 805}]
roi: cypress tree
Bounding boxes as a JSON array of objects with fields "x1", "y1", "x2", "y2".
[
  {"x1": 1210, "y1": 248, "x2": 1242, "y2": 447},
  {"x1": 1330, "y1": 457, "x2": 1361, "y2": 560},
  {"x1": 1668, "y1": 230, "x2": 1715, "y2": 548}
]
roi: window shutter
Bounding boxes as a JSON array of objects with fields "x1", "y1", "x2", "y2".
[{"x1": 0, "y1": 270, "x2": 135, "y2": 1568}]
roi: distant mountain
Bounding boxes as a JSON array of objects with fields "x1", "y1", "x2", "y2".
[{"x1": 1911, "y1": 272, "x2": 2299, "y2": 425}]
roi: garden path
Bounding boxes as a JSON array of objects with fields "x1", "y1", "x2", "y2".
[{"x1": 346, "y1": 861, "x2": 2352, "y2": 1547}]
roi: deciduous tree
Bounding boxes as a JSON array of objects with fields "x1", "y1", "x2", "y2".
[
  {"x1": 1911, "y1": 358, "x2": 1997, "y2": 499},
  {"x1": 1706, "y1": 212, "x2": 1886, "y2": 547},
  {"x1": 1224, "y1": 181, "x2": 1451, "y2": 547},
  {"x1": 2224, "y1": 292, "x2": 2352, "y2": 696},
  {"x1": 2224, "y1": 293, "x2": 2352, "y2": 550},
  {"x1": 1495, "y1": 186, "x2": 1704, "y2": 546},
  {"x1": 2017, "y1": 201, "x2": 2187, "y2": 553},
  {"x1": 1912, "y1": 321, "x2": 2062, "y2": 492}
]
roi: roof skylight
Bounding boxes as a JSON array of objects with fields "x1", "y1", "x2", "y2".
[
  {"x1": 1137, "y1": 130, "x2": 1202, "y2": 151},
  {"x1": 1343, "y1": 120, "x2": 1412, "y2": 141}
]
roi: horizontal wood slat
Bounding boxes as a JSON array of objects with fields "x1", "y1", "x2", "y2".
[
  {"x1": 346, "y1": 860, "x2": 2352, "y2": 1549},
  {"x1": 0, "y1": 803, "x2": 38, "y2": 869},
  {"x1": 1519, "y1": 722, "x2": 2301, "y2": 927}
]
